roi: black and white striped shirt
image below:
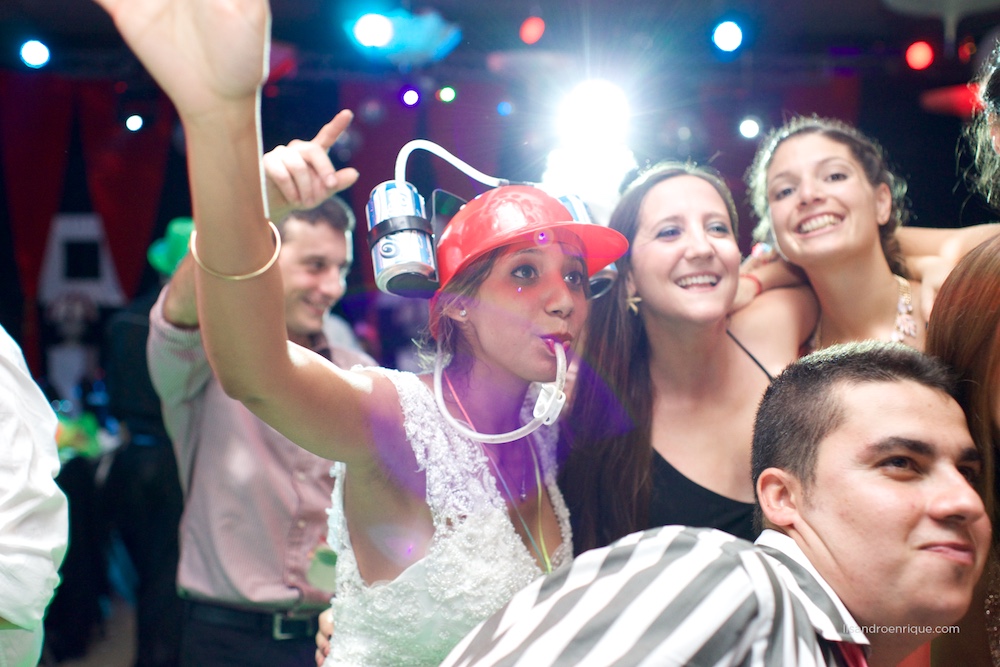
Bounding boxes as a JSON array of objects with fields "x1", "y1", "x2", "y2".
[{"x1": 441, "y1": 526, "x2": 869, "y2": 667}]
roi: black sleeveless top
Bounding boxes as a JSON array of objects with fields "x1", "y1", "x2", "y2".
[
  {"x1": 649, "y1": 451, "x2": 757, "y2": 542},
  {"x1": 646, "y1": 330, "x2": 771, "y2": 543}
]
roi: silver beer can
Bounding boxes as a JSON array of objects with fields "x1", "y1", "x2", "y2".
[{"x1": 366, "y1": 180, "x2": 438, "y2": 297}]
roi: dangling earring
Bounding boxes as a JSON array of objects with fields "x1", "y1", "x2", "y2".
[{"x1": 626, "y1": 294, "x2": 642, "y2": 315}]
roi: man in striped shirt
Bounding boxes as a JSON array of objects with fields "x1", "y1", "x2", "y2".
[{"x1": 443, "y1": 342, "x2": 990, "y2": 667}]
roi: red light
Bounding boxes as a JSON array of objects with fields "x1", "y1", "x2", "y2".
[
  {"x1": 905, "y1": 41, "x2": 934, "y2": 70},
  {"x1": 958, "y1": 38, "x2": 976, "y2": 64},
  {"x1": 520, "y1": 16, "x2": 545, "y2": 45}
]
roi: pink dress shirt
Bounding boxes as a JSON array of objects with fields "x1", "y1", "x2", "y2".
[{"x1": 147, "y1": 286, "x2": 373, "y2": 611}]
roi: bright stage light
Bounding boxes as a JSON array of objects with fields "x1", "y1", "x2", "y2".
[
  {"x1": 436, "y1": 86, "x2": 456, "y2": 103},
  {"x1": 352, "y1": 14, "x2": 394, "y2": 48},
  {"x1": 400, "y1": 86, "x2": 420, "y2": 107},
  {"x1": 906, "y1": 41, "x2": 934, "y2": 70},
  {"x1": 739, "y1": 117, "x2": 761, "y2": 139},
  {"x1": 712, "y1": 21, "x2": 743, "y2": 52},
  {"x1": 546, "y1": 79, "x2": 636, "y2": 228},
  {"x1": 20, "y1": 40, "x2": 50, "y2": 68},
  {"x1": 556, "y1": 79, "x2": 630, "y2": 146},
  {"x1": 125, "y1": 115, "x2": 144, "y2": 132},
  {"x1": 520, "y1": 17, "x2": 546, "y2": 45}
]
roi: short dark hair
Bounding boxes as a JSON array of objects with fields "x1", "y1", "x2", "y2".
[
  {"x1": 278, "y1": 195, "x2": 356, "y2": 236},
  {"x1": 751, "y1": 341, "x2": 957, "y2": 528}
]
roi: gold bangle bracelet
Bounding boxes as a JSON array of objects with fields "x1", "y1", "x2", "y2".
[{"x1": 188, "y1": 221, "x2": 282, "y2": 281}]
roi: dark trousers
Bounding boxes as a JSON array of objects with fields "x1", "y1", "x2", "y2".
[
  {"x1": 179, "y1": 608, "x2": 318, "y2": 667},
  {"x1": 103, "y1": 439, "x2": 185, "y2": 667},
  {"x1": 44, "y1": 456, "x2": 108, "y2": 661}
]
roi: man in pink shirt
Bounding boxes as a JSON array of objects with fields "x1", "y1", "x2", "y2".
[{"x1": 149, "y1": 179, "x2": 372, "y2": 666}]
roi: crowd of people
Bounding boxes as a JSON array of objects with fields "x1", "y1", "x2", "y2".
[{"x1": 7, "y1": 0, "x2": 1000, "y2": 666}]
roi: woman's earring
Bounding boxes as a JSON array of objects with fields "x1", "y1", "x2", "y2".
[
  {"x1": 626, "y1": 294, "x2": 641, "y2": 315},
  {"x1": 459, "y1": 309, "x2": 467, "y2": 318}
]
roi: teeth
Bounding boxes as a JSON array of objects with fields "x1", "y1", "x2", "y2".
[
  {"x1": 798, "y1": 214, "x2": 840, "y2": 234},
  {"x1": 676, "y1": 274, "x2": 719, "y2": 288}
]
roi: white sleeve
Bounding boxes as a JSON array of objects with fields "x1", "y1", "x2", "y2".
[{"x1": 0, "y1": 325, "x2": 69, "y2": 630}]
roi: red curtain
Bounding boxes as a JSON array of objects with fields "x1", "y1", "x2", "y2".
[
  {"x1": 0, "y1": 70, "x2": 75, "y2": 371},
  {"x1": 0, "y1": 69, "x2": 174, "y2": 372},
  {"x1": 77, "y1": 80, "x2": 174, "y2": 300}
]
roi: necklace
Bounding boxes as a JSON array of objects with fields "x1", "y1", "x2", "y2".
[
  {"x1": 890, "y1": 274, "x2": 918, "y2": 343},
  {"x1": 814, "y1": 274, "x2": 917, "y2": 349},
  {"x1": 443, "y1": 371, "x2": 552, "y2": 572}
]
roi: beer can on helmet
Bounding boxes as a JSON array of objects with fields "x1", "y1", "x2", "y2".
[{"x1": 365, "y1": 180, "x2": 438, "y2": 297}]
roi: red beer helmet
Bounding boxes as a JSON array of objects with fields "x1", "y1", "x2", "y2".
[{"x1": 435, "y1": 185, "x2": 628, "y2": 292}]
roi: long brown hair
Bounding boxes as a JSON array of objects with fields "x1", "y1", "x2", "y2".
[
  {"x1": 965, "y1": 46, "x2": 1000, "y2": 209},
  {"x1": 746, "y1": 115, "x2": 910, "y2": 278},
  {"x1": 926, "y1": 235, "x2": 1000, "y2": 520},
  {"x1": 559, "y1": 162, "x2": 739, "y2": 554}
]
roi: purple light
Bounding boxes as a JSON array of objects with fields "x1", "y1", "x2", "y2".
[{"x1": 400, "y1": 86, "x2": 420, "y2": 107}]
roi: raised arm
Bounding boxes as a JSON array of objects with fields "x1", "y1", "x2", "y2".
[
  {"x1": 898, "y1": 223, "x2": 1000, "y2": 317},
  {"x1": 732, "y1": 254, "x2": 808, "y2": 312},
  {"x1": 94, "y1": 0, "x2": 391, "y2": 467},
  {"x1": 897, "y1": 223, "x2": 1000, "y2": 262}
]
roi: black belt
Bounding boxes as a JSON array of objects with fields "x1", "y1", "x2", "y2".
[{"x1": 184, "y1": 600, "x2": 322, "y2": 641}]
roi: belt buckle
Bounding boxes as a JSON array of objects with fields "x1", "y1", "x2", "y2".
[{"x1": 272, "y1": 614, "x2": 308, "y2": 641}]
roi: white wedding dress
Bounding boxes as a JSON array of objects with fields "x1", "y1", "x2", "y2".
[{"x1": 324, "y1": 367, "x2": 573, "y2": 667}]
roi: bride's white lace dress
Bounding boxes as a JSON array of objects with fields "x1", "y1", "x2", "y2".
[{"x1": 324, "y1": 368, "x2": 572, "y2": 666}]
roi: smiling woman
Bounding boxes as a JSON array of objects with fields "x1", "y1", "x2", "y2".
[
  {"x1": 745, "y1": 116, "x2": 1000, "y2": 354},
  {"x1": 746, "y1": 116, "x2": 925, "y2": 351},
  {"x1": 560, "y1": 162, "x2": 817, "y2": 554}
]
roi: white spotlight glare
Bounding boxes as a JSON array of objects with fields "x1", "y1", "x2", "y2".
[
  {"x1": 542, "y1": 143, "x2": 637, "y2": 226},
  {"x1": 712, "y1": 21, "x2": 743, "y2": 53},
  {"x1": 401, "y1": 88, "x2": 420, "y2": 107},
  {"x1": 739, "y1": 117, "x2": 760, "y2": 139},
  {"x1": 20, "y1": 40, "x2": 50, "y2": 68},
  {"x1": 125, "y1": 114, "x2": 144, "y2": 132},
  {"x1": 353, "y1": 13, "x2": 394, "y2": 48},
  {"x1": 556, "y1": 79, "x2": 631, "y2": 146}
]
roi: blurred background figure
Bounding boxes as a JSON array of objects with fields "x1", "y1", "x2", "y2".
[{"x1": 100, "y1": 217, "x2": 192, "y2": 667}]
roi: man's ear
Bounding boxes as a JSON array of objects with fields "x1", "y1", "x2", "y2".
[{"x1": 757, "y1": 467, "x2": 803, "y2": 528}]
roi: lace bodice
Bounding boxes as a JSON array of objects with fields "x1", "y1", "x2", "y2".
[{"x1": 324, "y1": 368, "x2": 572, "y2": 667}]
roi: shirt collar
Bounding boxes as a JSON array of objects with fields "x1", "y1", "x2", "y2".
[
  {"x1": 755, "y1": 529, "x2": 869, "y2": 648},
  {"x1": 307, "y1": 333, "x2": 332, "y2": 360}
]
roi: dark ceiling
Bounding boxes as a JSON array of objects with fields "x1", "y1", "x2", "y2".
[
  {"x1": 5, "y1": 0, "x2": 1000, "y2": 82},
  {"x1": 6, "y1": 0, "x2": 1000, "y2": 230}
]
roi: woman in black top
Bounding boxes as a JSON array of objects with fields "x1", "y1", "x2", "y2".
[{"x1": 561, "y1": 162, "x2": 816, "y2": 552}]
